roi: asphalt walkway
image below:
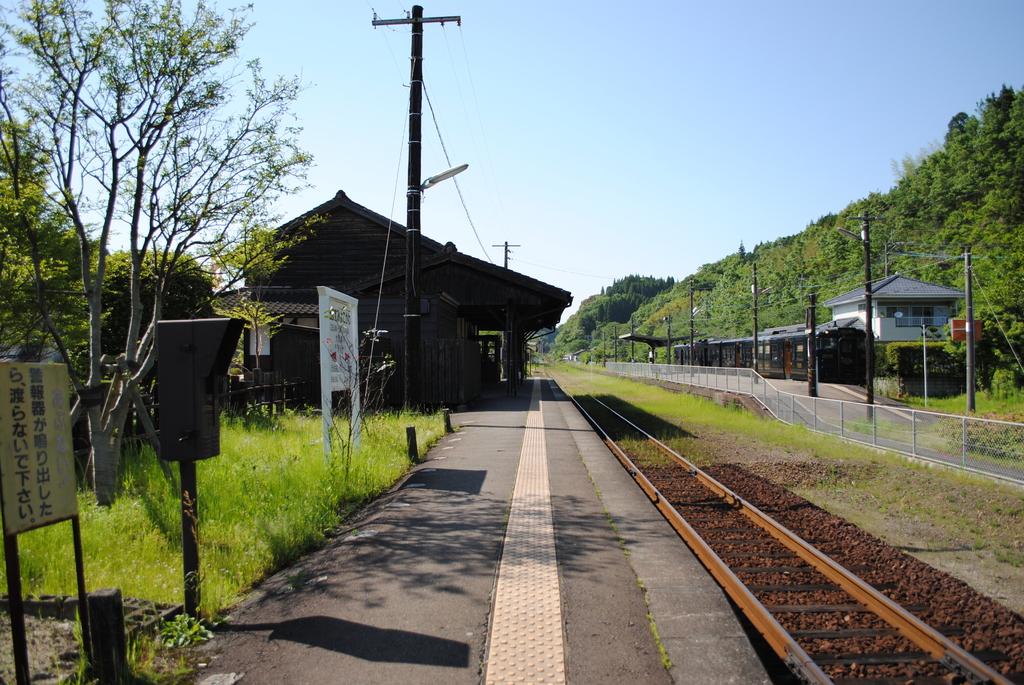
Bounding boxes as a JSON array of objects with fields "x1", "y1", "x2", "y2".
[{"x1": 199, "y1": 378, "x2": 769, "y2": 684}]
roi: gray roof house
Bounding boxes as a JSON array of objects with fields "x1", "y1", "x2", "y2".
[{"x1": 823, "y1": 274, "x2": 965, "y2": 342}]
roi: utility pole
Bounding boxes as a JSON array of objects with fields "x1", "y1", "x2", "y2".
[
  {"x1": 663, "y1": 316, "x2": 672, "y2": 364},
  {"x1": 964, "y1": 246, "x2": 976, "y2": 412},
  {"x1": 373, "y1": 5, "x2": 461, "y2": 409},
  {"x1": 807, "y1": 292, "x2": 817, "y2": 397},
  {"x1": 491, "y1": 241, "x2": 520, "y2": 269},
  {"x1": 689, "y1": 283, "x2": 695, "y2": 366},
  {"x1": 752, "y1": 264, "x2": 760, "y2": 372},
  {"x1": 630, "y1": 315, "x2": 636, "y2": 362},
  {"x1": 838, "y1": 215, "x2": 881, "y2": 405},
  {"x1": 854, "y1": 215, "x2": 878, "y2": 406}
]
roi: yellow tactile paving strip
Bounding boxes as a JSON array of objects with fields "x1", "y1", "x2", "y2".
[{"x1": 485, "y1": 383, "x2": 566, "y2": 685}]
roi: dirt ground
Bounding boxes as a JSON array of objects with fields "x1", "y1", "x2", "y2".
[
  {"x1": 674, "y1": 426, "x2": 1024, "y2": 616},
  {"x1": 0, "y1": 613, "x2": 79, "y2": 684}
]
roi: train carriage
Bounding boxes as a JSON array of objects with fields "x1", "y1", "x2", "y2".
[{"x1": 672, "y1": 318, "x2": 864, "y2": 385}]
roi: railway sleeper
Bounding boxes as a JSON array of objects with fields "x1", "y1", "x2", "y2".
[
  {"x1": 814, "y1": 649, "x2": 1008, "y2": 666},
  {"x1": 768, "y1": 604, "x2": 929, "y2": 613},
  {"x1": 793, "y1": 627, "x2": 964, "y2": 639},
  {"x1": 748, "y1": 582, "x2": 899, "y2": 593}
]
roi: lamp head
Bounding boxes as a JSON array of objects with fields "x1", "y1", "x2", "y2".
[{"x1": 421, "y1": 163, "x2": 468, "y2": 190}]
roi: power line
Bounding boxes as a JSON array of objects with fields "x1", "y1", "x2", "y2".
[
  {"x1": 971, "y1": 269, "x2": 1024, "y2": 376},
  {"x1": 513, "y1": 257, "x2": 615, "y2": 280},
  {"x1": 455, "y1": 24, "x2": 510, "y2": 235},
  {"x1": 366, "y1": 101, "x2": 409, "y2": 392},
  {"x1": 422, "y1": 80, "x2": 493, "y2": 263}
]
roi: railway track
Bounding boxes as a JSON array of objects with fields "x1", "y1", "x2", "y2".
[{"x1": 562, "y1": 387, "x2": 1020, "y2": 685}]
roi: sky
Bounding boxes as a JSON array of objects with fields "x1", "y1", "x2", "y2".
[{"x1": 239, "y1": 0, "x2": 1024, "y2": 324}]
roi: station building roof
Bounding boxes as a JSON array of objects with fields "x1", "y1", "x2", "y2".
[{"x1": 824, "y1": 274, "x2": 964, "y2": 307}]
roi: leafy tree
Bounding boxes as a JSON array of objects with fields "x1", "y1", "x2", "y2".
[
  {"x1": 101, "y1": 252, "x2": 214, "y2": 351},
  {"x1": 555, "y1": 85, "x2": 1024, "y2": 391},
  {"x1": 0, "y1": 118, "x2": 83, "y2": 359},
  {"x1": 0, "y1": 0, "x2": 311, "y2": 503}
]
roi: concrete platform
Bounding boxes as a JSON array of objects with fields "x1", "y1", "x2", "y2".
[
  {"x1": 199, "y1": 379, "x2": 770, "y2": 684},
  {"x1": 768, "y1": 378, "x2": 905, "y2": 406}
]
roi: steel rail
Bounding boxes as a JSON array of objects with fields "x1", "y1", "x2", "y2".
[
  {"x1": 563, "y1": 391, "x2": 831, "y2": 684},
  {"x1": 568, "y1": 389, "x2": 1011, "y2": 685},
  {"x1": 565, "y1": 384, "x2": 1011, "y2": 683}
]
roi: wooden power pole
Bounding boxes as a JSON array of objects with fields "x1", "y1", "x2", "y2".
[
  {"x1": 752, "y1": 264, "x2": 760, "y2": 372},
  {"x1": 689, "y1": 283, "x2": 695, "y2": 365},
  {"x1": 373, "y1": 6, "x2": 461, "y2": 408},
  {"x1": 491, "y1": 241, "x2": 521, "y2": 269},
  {"x1": 807, "y1": 292, "x2": 817, "y2": 397},
  {"x1": 853, "y1": 215, "x2": 879, "y2": 406}
]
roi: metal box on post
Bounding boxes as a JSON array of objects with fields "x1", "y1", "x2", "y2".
[{"x1": 157, "y1": 318, "x2": 243, "y2": 462}]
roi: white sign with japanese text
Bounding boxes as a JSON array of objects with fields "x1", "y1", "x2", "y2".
[
  {"x1": 0, "y1": 363, "x2": 78, "y2": 536},
  {"x1": 318, "y1": 286, "x2": 361, "y2": 457}
]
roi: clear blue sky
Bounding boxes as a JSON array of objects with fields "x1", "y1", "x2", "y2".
[{"x1": 242, "y1": 0, "x2": 1024, "y2": 323}]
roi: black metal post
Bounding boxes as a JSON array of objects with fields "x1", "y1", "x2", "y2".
[
  {"x1": 689, "y1": 284, "x2": 695, "y2": 365},
  {"x1": 807, "y1": 293, "x2": 817, "y2": 398},
  {"x1": 3, "y1": 533, "x2": 30, "y2": 684},
  {"x1": 860, "y1": 218, "x2": 875, "y2": 405},
  {"x1": 752, "y1": 264, "x2": 759, "y2": 372},
  {"x1": 180, "y1": 460, "x2": 200, "y2": 617},
  {"x1": 630, "y1": 315, "x2": 635, "y2": 362},
  {"x1": 72, "y1": 516, "x2": 92, "y2": 661},
  {"x1": 964, "y1": 246, "x2": 976, "y2": 412}
]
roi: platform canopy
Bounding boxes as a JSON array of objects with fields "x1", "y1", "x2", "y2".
[
  {"x1": 351, "y1": 245, "x2": 572, "y2": 334},
  {"x1": 617, "y1": 333, "x2": 672, "y2": 347}
]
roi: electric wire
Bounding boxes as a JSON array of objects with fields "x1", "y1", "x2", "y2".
[
  {"x1": 971, "y1": 269, "x2": 1024, "y2": 376},
  {"x1": 366, "y1": 3, "x2": 407, "y2": 80},
  {"x1": 422, "y1": 80, "x2": 493, "y2": 262},
  {"x1": 513, "y1": 257, "x2": 615, "y2": 280},
  {"x1": 455, "y1": 24, "x2": 510, "y2": 231},
  {"x1": 366, "y1": 110, "x2": 408, "y2": 395}
]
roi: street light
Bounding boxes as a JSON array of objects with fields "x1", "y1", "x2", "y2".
[
  {"x1": 404, "y1": 162, "x2": 468, "y2": 407},
  {"x1": 421, "y1": 163, "x2": 468, "y2": 190}
]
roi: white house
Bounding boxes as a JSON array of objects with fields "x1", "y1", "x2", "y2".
[{"x1": 823, "y1": 274, "x2": 964, "y2": 342}]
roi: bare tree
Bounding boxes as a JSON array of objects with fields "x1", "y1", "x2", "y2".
[{"x1": 1, "y1": 0, "x2": 311, "y2": 503}]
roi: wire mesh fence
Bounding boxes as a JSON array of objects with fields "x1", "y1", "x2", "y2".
[{"x1": 605, "y1": 362, "x2": 1024, "y2": 485}]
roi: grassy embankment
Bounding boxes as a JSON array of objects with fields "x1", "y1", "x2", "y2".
[
  {"x1": 897, "y1": 389, "x2": 1024, "y2": 422},
  {"x1": 0, "y1": 410, "x2": 444, "y2": 616},
  {"x1": 550, "y1": 364, "x2": 1024, "y2": 587}
]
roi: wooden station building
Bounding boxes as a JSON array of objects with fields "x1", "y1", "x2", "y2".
[{"x1": 224, "y1": 190, "x2": 572, "y2": 406}]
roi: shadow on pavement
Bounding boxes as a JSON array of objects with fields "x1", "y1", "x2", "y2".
[
  {"x1": 577, "y1": 393, "x2": 696, "y2": 441},
  {"x1": 221, "y1": 615, "x2": 470, "y2": 667},
  {"x1": 411, "y1": 468, "x2": 487, "y2": 494}
]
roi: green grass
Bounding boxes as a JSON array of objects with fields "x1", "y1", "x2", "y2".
[
  {"x1": 898, "y1": 389, "x2": 1024, "y2": 421},
  {"x1": 553, "y1": 363, "x2": 888, "y2": 462},
  {"x1": 1, "y1": 410, "x2": 444, "y2": 617},
  {"x1": 550, "y1": 363, "x2": 1024, "y2": 573}
]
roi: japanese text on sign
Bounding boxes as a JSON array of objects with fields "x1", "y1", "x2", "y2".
[
  {"x1": 0, "y1": 363, "x2": 78, "y2": 535},
  {"x1": 317, "y1": 286, "x2": 361, "y2": 455}
]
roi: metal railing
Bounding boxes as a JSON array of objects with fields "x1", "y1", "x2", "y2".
[
  {"x1": 605, "y1": 362, "x2": 1024, "y2": 485},
  {"x1": 894, "y1": 315, "x2": 947, "y2": 327}
]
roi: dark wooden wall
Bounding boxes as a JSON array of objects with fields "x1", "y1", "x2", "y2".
[
  {"x1": 420, "y1": 339, "x2": 481, "y2": 406},
  {"x1": 244, "y1": 324, "x2": 321, "y2": 405},
  {"x1": 268, "y1": 208, "x2": 441, "y2": 291}
]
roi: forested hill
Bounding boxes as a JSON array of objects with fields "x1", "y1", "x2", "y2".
[{"x1": 553, "y1": 85, "x2": 1024, "y2": 389}]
